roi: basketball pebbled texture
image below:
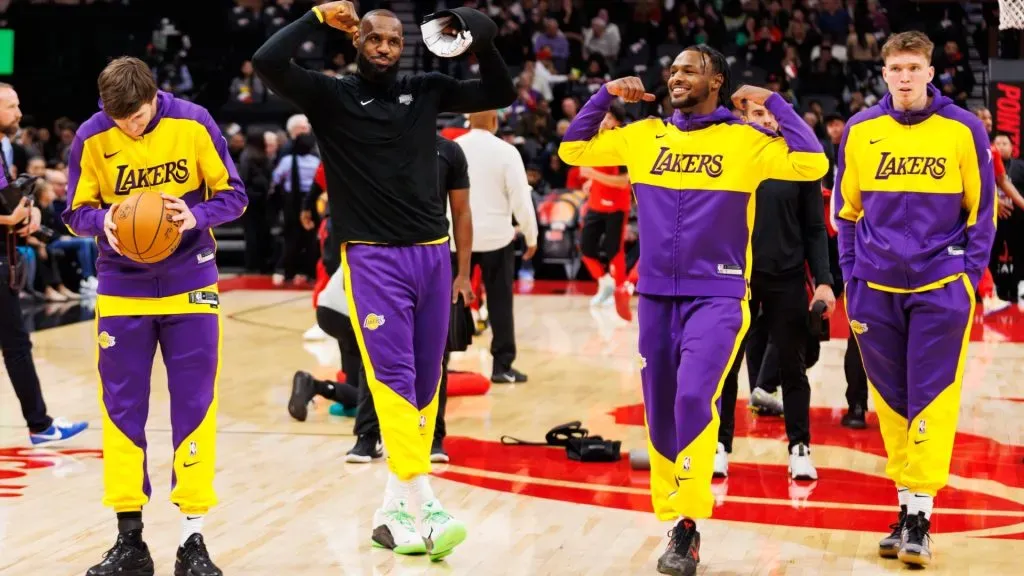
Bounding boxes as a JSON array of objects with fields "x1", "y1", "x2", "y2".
[{"x1": 112, "y1": 190, "x2": 183, "y2": 264}]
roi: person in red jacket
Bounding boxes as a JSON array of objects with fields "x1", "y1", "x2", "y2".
[{"x1": 577, "y1": 105, "x2": 634, "y2": 321}]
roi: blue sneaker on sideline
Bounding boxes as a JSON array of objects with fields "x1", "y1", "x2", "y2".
[{"x1": 29, "y1": 417, "x2": 89, "y2": 445}]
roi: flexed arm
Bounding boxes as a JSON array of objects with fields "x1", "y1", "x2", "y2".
[
  {"x1": 734, "y1": 86, "x2": 828, "y2": 181},
  {"x1": 558, "y1": 78, "x2": 651, "y2": 167},
  {"x1": 252, "y1": 2, "x2": 356, "y2": 112}
]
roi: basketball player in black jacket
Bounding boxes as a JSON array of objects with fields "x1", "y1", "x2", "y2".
[{"x1": 715, "y1": 98, "x2": 836, "y2": 482}]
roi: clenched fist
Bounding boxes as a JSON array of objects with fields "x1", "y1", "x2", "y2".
[
  {"x1": 730, "y1": 85, "x2": 774, "y2": 111},
  {"x1": 605, "y1": 77, "x2": 656, "y2": 103},
  {"x1": 317, "y1": 1, "x2": 359, "y2": 34}
]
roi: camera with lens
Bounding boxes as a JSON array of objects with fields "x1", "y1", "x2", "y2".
[
  {"x1": 0, "y1": 173, "x2": 43, "y2": 214},
  {"x1": 0, "y1": 173, "x2": 54, "y2": 242}
]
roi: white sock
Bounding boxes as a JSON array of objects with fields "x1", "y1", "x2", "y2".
[
  {"x1": 180, "y1": 515, "x2": 203, "y2": 547},
  {"x1": 410, "y1": 474, "x2": 436, "y2": 504},
  {"x1": 897, "y1": 486, "x2": 909, "y2": 509},
  {"x1": 907, "y1": 493, "x2": 934, "y2": 520},
  {"x1": 384, "y1": 471, "x2": 410, "y2": 508}
]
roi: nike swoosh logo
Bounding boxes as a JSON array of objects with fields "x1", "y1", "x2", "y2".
[
  {"x1": 361, "y1": 99, "x2": 374, "y2": 106},
  {"x1": 655, "y1": 134, "x2": 667, "y2": 139},
  {"x1": 914, "y1": 439, "x2": 928, "y2": 445},
  {"x1": 183, "y1": 461, "x2": 200, "y2": 468},
  {"x1": 104, "y1": 151, "x2": 120, "y2": 159},
  {"x1": 869, "y1": 138, "x2": 885, "y2": 145},
  {"x1": 32, "y1": 430, "x2": 62, "y2": 440}
]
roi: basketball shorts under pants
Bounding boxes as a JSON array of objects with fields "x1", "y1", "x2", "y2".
[
  {"x1": 639, "y1": 294, "x2": 750, "y2": 521},
  {"x1": 96, "y1": 284, "x2": 221, "y2": 515},
  {"x1": 342, "y1": 242, "x2": 450, "y2": 481},
  {"x1": 845, "y1": 275, "x2": 974, "y2": 497}
]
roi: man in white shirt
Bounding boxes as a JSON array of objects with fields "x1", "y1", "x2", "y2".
[{"x1": 455, "y1": 111, "x2": 538, "y2": 383}]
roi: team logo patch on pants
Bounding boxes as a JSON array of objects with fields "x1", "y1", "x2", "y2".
[{"x1": 363, "y1": 313, "x2": 386, "y2": 331}]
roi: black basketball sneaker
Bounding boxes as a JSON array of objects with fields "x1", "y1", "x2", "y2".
[
  {"x1": 898, "y1": 511, "x2": 932, "y2": 566},
  {"x1": 86, "y1": 530, "x2": 154, "y2": 576},
  {"x1": 878, "y1": 505, "x2": 907, "y2": 558},
  {"x1": 175, "y1": 533, "x2": 223, "y2": 576},
  {"x1": 656, "y1": 518, "x2": 700, "y2": 576}
]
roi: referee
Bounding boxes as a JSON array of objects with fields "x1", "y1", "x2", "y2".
[
  {"x1": 715, "y1": 97, "x2": 836, "y2": 481},
  {"x1": 253, "y1": 1, "x2": 514, "y2": 557}
]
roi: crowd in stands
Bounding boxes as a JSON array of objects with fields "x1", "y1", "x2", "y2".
[{"x1": 5, "y1": 0, "x2": 1023, "y2": 300}]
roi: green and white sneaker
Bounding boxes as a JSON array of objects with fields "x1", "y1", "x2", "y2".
[
  {"x1": 371, "y1": 500, "x2": 427, "y2": 555},
  {"x1": 421, "y1": 499, "x2": 467, "y2": 562}
]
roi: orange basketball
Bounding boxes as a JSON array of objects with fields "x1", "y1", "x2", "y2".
[{"x1": 112, "y1": 190, "x2": 183, "y2": 264}]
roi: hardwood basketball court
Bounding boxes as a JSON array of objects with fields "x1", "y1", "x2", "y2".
[{"x1": 1, "y1": 278, "x2": 1021, "y2": 575}]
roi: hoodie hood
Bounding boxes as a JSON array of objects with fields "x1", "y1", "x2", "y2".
[
  {"x1": 670, "y1": 106, "x2": 740, "y2": 132},
  {"x1": 879, "y1": 84, "x2": 952, "y2": 126}
]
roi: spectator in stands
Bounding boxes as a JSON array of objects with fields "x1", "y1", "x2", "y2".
[
  {"x1": 271, "y1": 132, "x2": 319, "y2": 286},
  {"x1": 240, "y1": 130, "x2": 274, "y2": 273},
  {"x1": 264, "y1": 130, "x2": 280, "y2": 163},
  {"x1": 808, "y1": 38, "x2": 845, "y2": 99},
  {"x1": 817, "y1": 0, "x2": 852, "y2": 39},
  {"x1": 44, "y1": 169, "x2": 97, "y2": 295},
  {"x1": 583, "y1": 16, "x2": 620, "y2": 65},
  {"x1": 26, "y1": 181, "x2": 79, "y2": 302},
  {"x1": 230, "y1": 60, "x2": 267, "y2": 104},
  {"x1": 933, "y1": 39, "x2": 973, "y2": 109},
  {"x1": 535, "y1": 18, "x2": 570, "y2": 72},
  {"x1": 26, "y1": 156, "x2": 45, "y2": 177}
]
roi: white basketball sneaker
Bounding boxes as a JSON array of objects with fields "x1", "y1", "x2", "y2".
[
  {"x1": 713, "y1": 442, "x2": 729, "y2": 478},
  {"x1": 590, "y1": 274, "x2": 615, "y2": 307},
  {"x1": 371, "y1": 500, "x2": 427, "y2": 555},
  {"x1": 420, "y1": 499, "x2": 467, "y2": 562},
  {"x1": 788, "y1": 443, "x2": 818, "y2": 481}
]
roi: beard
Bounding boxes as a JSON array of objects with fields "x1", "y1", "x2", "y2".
[
  {"x1": 671, "y1": 85, "x2": 710, "y2": 110},
  {"x1": 357, "y1": 53, "x2": 400, "y2": 86},
  {"x1": 0, "y1": 119, "x2": 17, "y2": 137}
]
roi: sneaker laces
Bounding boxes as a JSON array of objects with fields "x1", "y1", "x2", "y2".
[
  {"x1": 887, "y1": 512, "x2": 905, "y2": 538},
  {"x1": 665, "y1": 520, "x2": 696, "y2": 555},
  {"x1": 423, "y1": 506, "x2": 453, "y2": 526},
  {"x1": 51, "y1": 417, "x2": 72, "y2": 428},
  {"x1": 385, "y1": 508, "x2": 418, "y2": 532},
  {"x1": 906, "y1": 514, "x2": 932, "y2": 546},
  {"x1": 100, "y1": 534, "x2": 139, "y2": 564},
  {"x1": 181, "y1": 535, "x2": 214, "y2": 567}
]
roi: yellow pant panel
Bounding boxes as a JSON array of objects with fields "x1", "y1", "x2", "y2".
[
  {"x1": 341, "y1": 247, "x2": 434, "y2": 480},
  {"x1": 99, "y1": 398, "x2": 149, "y2": 513},
  {"x1": 867, "y1": 382, "x2": 910, "y2": 486},
  {"x1": 645, "y1": 300, "x2": 749, "y2": 522}
]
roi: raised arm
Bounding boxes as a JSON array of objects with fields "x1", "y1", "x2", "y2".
[
  {"x1": 960, "y1": 117, "x2": 997, "y2": 289},
  {"x1": 833, "y1": 126, "x2": 860, "y2": 286},
  {"x1": 61, "y1": 135, "x2": 106, "y2": 237},
  {"x1": 751, "y1": 92, "x2": 829, "y2": 181},
  {"x1": 435, "y1": 46, "x2": 516, "y2": 113},
  {"x1": 557, "y1": 85, "x2": 629, "y2": 167},
  {"x1": 252, "y1": 8, "x2": 340, "y2": 113},
  {"x1": 192, "y1": 110, "x2": 248, "y2": 230}
]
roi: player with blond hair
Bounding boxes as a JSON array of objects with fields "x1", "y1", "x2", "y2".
[{"x1": 834, "y1": 31, "x2": 996, "y2": 566}]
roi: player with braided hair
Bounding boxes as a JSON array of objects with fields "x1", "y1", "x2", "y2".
[{"x1": 559, "y1": 45, "x2": 827, "y2": 576}]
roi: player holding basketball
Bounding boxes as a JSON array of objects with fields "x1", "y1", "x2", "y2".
[
  {"x1": 559, "y1": 46, "x2": 827, "y2": 576},
  {"x1": 63, "y1": 56, "x2": 247, "y2": 576},
  {"x1": 835, "y1": 31, "x2": 996, "y2": 567},
  {"x1": 253, "y1": 0, "x2": 513, "y2": 561}
]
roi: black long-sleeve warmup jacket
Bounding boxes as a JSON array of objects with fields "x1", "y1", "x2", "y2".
[{"x1": 253, "y1": 10, "x2": 515, "y2": 245}]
